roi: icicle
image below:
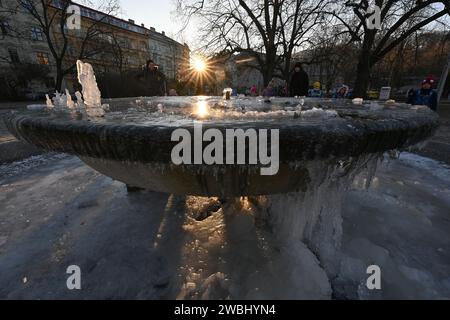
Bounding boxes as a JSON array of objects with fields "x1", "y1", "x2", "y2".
[
  {"x1": 45, "y1": 94, "x2": 54, "y2": 109},
  {"x1": 65, "y1": 89, "x2": 75, "y2": 110},
  {"x1": 75, "y1": 91, "x2": 84, "y2": 109}
]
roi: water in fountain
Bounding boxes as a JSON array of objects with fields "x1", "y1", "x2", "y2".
[{"x1": 99, "y1": 94, "x2": 423, "y2": 127}]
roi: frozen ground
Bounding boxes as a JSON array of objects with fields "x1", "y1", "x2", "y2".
[{"x1": 0, "y1": 152, "x2": 449, "y2": 299}]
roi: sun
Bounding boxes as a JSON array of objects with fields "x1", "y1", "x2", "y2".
[
  {"x1": 185, "y1": 55, "x2": 213, "y2": 94},
  {"x1": 192, "y1": 57, "x2": 207, "y2": 73}
]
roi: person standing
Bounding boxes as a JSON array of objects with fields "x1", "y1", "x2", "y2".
[
  {"x1": 263, "y1": 79, "x2": 276, "y2": 97},
  {"x1": 407, "y1": 77, "x2": 438, "y2": 111},
  {"x1": 290, "y1": 62, "x2": 309, "y2": 97},
  {"x1": 136, "y1": 60, "x2": 167, "y2": 96}
]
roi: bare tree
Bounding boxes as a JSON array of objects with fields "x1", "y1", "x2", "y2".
[
  {"x1": 329, "y1": 0, "x2": 450, "y2": 97},
  {"x1": 5, "y1": 0, "x2": 121, "y2": 91},
  {"x1": 371, "y1": 29, "x2": 450, "y2": 88},
  {"x1": 302, "y1": 24, "x2": 359, "y2": 91},
  {"x1": 176, "y1": 0, "x2": 330, "y2": 86}
]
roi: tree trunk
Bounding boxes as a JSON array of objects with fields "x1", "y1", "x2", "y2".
[
  {"x1": 262, "y1": 69, "x2": 271, "y2": 87},
  {"x1": 55, "y1": 62, "x2": 64, "y2": 92},
  {"x1": 353, "y1": 31, "x2": 377, "y2": 98},
  {"x1": 262, "y1": 47, "x2": 277, "y2": 87},
  {"x1": 353, "y1": 50, "x2": 372, "y2": 98},
  {"x1": 283, "y1": 53, "x2": 293, "y2": 88}
]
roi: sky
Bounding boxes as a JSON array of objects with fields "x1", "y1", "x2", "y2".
[
  {"x1": 110, "y1": 0, "x2": 195, "y2": 46},
  {"x1": 85, "y1": 1, "x2": 449, "y2": 53}
]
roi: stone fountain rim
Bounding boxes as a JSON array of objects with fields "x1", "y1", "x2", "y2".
[{"x1": 2, "y1": 106, "x2": 439, "y2": 164}]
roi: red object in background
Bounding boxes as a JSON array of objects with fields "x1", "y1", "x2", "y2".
[{"x1": 423, "y1": 75, "x2": 438, "y2": 88}]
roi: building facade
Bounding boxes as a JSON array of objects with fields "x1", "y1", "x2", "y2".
[
  {"x1": 0, "y1": 0, "x2": 57, "y2": 98},
  {"x1": 148, "y1": 27, "x2": 190, "y2": 81},
  {"x1": 0, "y1": 0, "x2": 189, "y2": 100}
]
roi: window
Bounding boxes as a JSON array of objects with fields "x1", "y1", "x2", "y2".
[
  {"x1": 52, "y1": 0, "x2": 63, "y2": 9},
  {"x1": 8, "y1": 48, "x2": 20, "y2": 63},
  {"x1": 81, "y1": 8, "x2": 89, "y2": 17},
  {"x1": 21, "y1": 0, "x2": 33, "y2": 13},
  {"x1": 121, "y1": 38, "x2": 131, "y2": 49},
  {"x1": 31, "y1": 27, "x2": 43, "y2": 41},
  {"x1": 0, "y1": 21, "x2": 9, "y2": 35},
  {"x1": 100, "y1": 34, "x2": 113, "y2": 44},
  {"x1": 36, "y1": 52, "x2": 49, "y2": 65}
]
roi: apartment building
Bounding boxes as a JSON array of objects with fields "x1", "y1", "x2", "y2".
[
  {"x1": 148, "y1": 27, "x2": 190, "y2": 81},
  {"x1": 0, "y1": 0, "x2": 190, "y2": 100}
]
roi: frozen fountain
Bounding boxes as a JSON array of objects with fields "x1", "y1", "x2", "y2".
[
  {"x1": 2, "y1": 62, "x2": 440, "y2": 291},
  {"x1": 42, "y1": 60, "x2": 108, "y2": 116}
]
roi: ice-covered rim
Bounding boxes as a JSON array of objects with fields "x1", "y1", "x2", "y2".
[{"x1": 3, "y1": 97, "x2": 439, "y2": 164}]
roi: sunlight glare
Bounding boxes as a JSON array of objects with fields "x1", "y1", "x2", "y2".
[
  {"x1": 194, "y1": 100, "x2": 209, "y2": 118},
  {"x1": 193, "y1": 57, "x2": 207, "y2": 72}
]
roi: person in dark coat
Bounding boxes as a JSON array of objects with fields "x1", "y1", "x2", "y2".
[
  {"x1": 407, "y1": 77, "x2": 438, "y2": 111},
  {"x1": 290, "y1": 62, "x2": 309, "y2": 97},
  {"x1": 135, "y1": 59, "x2": 167, "y2": 96}
]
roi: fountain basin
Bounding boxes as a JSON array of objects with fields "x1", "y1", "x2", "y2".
[{"x1": 3, "y1": 97, "x2": 439, "y2": 196}]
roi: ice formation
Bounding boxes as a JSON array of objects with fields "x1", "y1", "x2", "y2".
[
  {"x1": 65, "y1": 89, "x2": 75, "y2": 110},
  {"x1": 44, "y1": 90, "x2": 83, "y2": 111},
  {"x1": 223, "y1": 88, "x2": 232, "y2": 100},
  {"x1": 300, "y1": 107, "x2": 339, "y2": 119},
  {"x1": 123, "y1": 155, "x2": 383, "y2": 299},
  {"x1": 26, "y1": 104, "x2": 48, "y2": 111},
  {"x1": 45, "y1": 94, "x2": 53, "y2": 108},
  {"x1": 52, "y1": 91, "x2": 66, "y2": 109},
  {"x1": 1, "y1": 151, "x2": 449, "y2": 299},
  {"x1": 250, "y1": 154, "x2": 382, "y2": 277},
  {"x1": 75, "y1": 91, "x2": 84, "y2": 108},
  {"x1": 76, "y1": 60, "x2": 108, "y2": 117},
  {"x1": 42, "y1": 61, "x2": 107, "y2": 117},
  {"x1": 171, "y1": 196, "x2": 332, "y2": 299},
  {"x1": 162, "y1": 152, "x2": 450, "y2": 300},
  {"x1": 104, "y1": 96, "x2": 346, "y2": 124}
]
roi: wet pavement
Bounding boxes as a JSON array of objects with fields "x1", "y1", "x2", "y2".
[
  {"x1": 414, "y1": 105, "x2": 450, "y2": 165},
  {"x1": 0, "y1": 103, "x2": 43, "y2": 163}
]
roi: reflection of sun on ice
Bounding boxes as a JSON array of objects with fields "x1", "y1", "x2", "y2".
[
  {"x1": 171, "y1": 196, "x2": 331, "y2": 300},
  {"x1": 194, "y1": 100, "x2": 209, "y2": 118}
]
